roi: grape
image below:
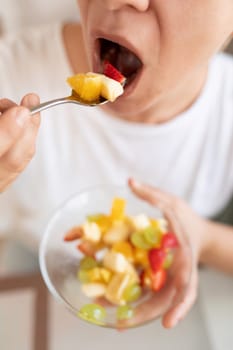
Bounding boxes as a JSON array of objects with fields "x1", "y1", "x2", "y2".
[
  {"x1": 143, "y1": 227, "x2": 161, "y2": 247},
  {"x1": 78, "y1": 304, "x2": 106, "y2": 325},
  {"x1": 123, "y1": 284, "x2": 142, "y2": 303},
  {"x1": 131, "y1": 231, "x2": 151, "y2": 250},
  {"x1": 117, "y1": 305, "x2": 134, "y2": 321},
  {"x1": 80, "y1": 256, "x2": 98, "y2": 270},
  {"x1": 77, "y1": 269, "x2": 90, "y2": 283}
]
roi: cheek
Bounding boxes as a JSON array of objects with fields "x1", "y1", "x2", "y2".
[{"x1": 76, "y1": 0, "x2": 89, "y2": 22}]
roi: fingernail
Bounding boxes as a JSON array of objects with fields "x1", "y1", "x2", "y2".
[{"x1": 16, "y1": 108, "x2": 30, "y2": 127}]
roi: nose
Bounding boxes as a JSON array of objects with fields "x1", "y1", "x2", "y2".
[{"x1": 103, "y1": 0, "x2": 150, "y2": 12}]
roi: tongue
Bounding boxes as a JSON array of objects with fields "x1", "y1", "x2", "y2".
[
  {"x1": 101, "y1": 43, "x2": 142, "y2": 78},
  {"x1": 115, "y1": 47, "x2": 142, "y2": 78}
]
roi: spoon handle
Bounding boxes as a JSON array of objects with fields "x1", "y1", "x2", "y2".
[{"x1": 30, "y1": 96, "x2": 73, "y2": 115}]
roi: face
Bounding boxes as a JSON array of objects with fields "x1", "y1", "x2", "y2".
[{"x1": 77, "y1": 0, "x2": 233, "y2": 121}]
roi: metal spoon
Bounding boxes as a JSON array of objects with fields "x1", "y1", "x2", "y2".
[{"x1": 30, "y1": 90, "x2": 108, "y2": 115}]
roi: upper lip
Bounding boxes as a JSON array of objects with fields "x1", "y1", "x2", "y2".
[{"x1": 91, "y1": 30, "x2": 143, "y2": 70}]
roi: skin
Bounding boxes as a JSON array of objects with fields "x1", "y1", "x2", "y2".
[
  {"x1": 128, "y1": 178, "x2": 233, "y2": 328},
  {"x1": 0, "y1": 0, "x2": 233, "y2": 328},
  {"x1": 77, "y1": 0, "x2": 233, "y2": 123}
]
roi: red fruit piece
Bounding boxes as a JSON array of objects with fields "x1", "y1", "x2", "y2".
[
  {"x1": 150, "y1": 269, "x2": 167, "y2": 292},
  {"x1": 103, "y1": 60, "x2": 126, "y2": 84},
  {"x1": 161, "y1": 232, "x2": 179, "y2": 249},
  {"x1": 64, "y1": 226, "x2": 83, "y2": 242},
  {"x1": 148, "y1": 248, "x2": 166, "y2": 272}
]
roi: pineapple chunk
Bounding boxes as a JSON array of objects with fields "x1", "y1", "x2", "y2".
[
  {"x1": 88, "y1": 267, "x2": 112, "y2": 284},
  {"x1": 81, "y1": 283, "x2": 106, "y2": 298},
  {"x1": 129, "y1": 214, "x2": 151, "y2": 230},
  {"x1": 67, "y1": 72, "x2": 123, "y2": 103},
  {"x1": 67, "y1": 73, "x2": 102, "y2": 102},
  {"x1": 82, "y1": 222, "x2": 101, "y2": 243},
  {"x1": 105, "y1": 273, "x2": 131, "y2": 305},
  {"x1": 103, "y1": 251, "x2": 129, "y2": 273}
]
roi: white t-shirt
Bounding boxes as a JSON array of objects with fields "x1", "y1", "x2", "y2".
[
  {"x1": 0, "y1": 23, "x2": 233, "y2": 349},
  {"x1": 0, "y1": 22, "x2": 233, "y2": 246}
]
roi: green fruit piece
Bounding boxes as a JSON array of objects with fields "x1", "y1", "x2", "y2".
[
  {"x1": 163, "y1": 251, "x2": 174, "y2": 269},
  {"x1": 77, "y1": 269, "x2": 91, "y2": 283},
  {"x1": 123, "y1": 284, "x2": 142, "y2": 303},
  {"x1": 80, "y1": 257, "x2": 98, "y2": 270},
  {"x1": 78, "y1": 304, "x2": 106, "y2": 326},
  {"x1": 143, "y1": 226, "x2": 162, "y2": 247},
  {"x1": 131, "y1": 231, "x2": 152, "y2": 250},
  {"x1": 117, "y1": 305, "x2": 134, "y2": 321}
]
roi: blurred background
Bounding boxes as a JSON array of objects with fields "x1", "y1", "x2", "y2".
[{"x1": 0, "y1": 1, "x2": 233, "y2": 350}]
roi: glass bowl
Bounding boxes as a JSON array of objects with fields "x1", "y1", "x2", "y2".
[{"x1": 39, "y1": 184, "x2": 191, "y2": 329}]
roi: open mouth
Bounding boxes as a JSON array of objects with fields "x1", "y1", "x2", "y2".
[{"x1": 98, "y1": 38, "x2": 143, "y2": 87}]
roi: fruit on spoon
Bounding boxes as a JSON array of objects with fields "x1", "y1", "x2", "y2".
[{"x1": 67, "y1": 71, "x2": 124, "y2": 103}]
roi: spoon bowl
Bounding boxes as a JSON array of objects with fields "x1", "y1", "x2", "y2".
[{"x1": 30, "y1": 90, "x2": 108, "y2": 115}]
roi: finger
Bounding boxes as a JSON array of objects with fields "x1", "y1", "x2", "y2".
[
  {"x1": 129, "y1": 178, "x2": 189, "y2": 245},
  {"x1": 162, "y1": 269, "x2": 198, "y2": 328},
  {"x1": 0, "y1": 103, "x2": 41, "y2": 174},
  {"x1": 161, "y1": 205, "x2": 190, "y2": 247},
  {"x1": 20, "y1": 93, "x2": 41, "y2": 123},
  {"x1": 128, "y1": 178, "x2": 164, "y2": 206},
  {"x1": 0, "y1": 106, "x2": 31, "y2": 156},
  {"x1": 128, "y1": 178, "x2": 176, "y2": 210},
  {"x1": 0, "y1": 98, "x2": 17, "y2": 113}
]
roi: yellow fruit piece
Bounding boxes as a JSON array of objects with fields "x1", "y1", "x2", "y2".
[
  {"x1": 82, "y1": 222, "x2": 102, "y2": 243},
  {"x1": 105, "y1": 273, "x2": 131, "y2": 305},
  {"x1": 112, "y1": 242, "x2": 134, "y2": 262},
  {"x1": 90, "y1": 215, "x2": 112, "y2": 234},
  {"x1": 110, "y1": 197, "x2": 126, "y2": 221},
  {"x1": 103, "y1": 221, "x2": 130, "y2": 245},
  {"x1": 67, "y1": 73, "x2": 102, "y2": 102},
  {"x1": 99, "y1": 268, "x2": 112, "y2": 284},
  {"x1": 150, "y1": 218, "x2": 168, "y2": 233},
  {"x1": 81, "y1": 283, "x2": 107, "y2": 298},
  {"x1": 87, "y1": 267, "x2": 112, "y2": 284},
  {"x1": 134, "y1": 247, "x2": 149, "y2": 268},
  {"x1": 103, "y1": 251, "x2": 129, "y2": 274}
]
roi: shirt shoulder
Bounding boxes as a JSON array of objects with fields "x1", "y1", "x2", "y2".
[{"x1": 0, "y1": 22, "x2": 72, "y2": 99}]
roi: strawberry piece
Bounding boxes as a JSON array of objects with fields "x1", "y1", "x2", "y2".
[
  {"x1": 103, "y1": 60, "x2": 126, "y2": 84},
  {"x1": 64, "y1": 226, "x2": 83, "y2": 241},
  {"x1": 148, "y1": 248, "x2": 166, "y2": 272},
  {"x1": 161, "y1": 232, "x2": 179, "y2": 249},
  {"x1": 150, "y1": 268, "x2": 167, "y2": 292}
]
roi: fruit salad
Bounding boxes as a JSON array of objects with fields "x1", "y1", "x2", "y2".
[
  {"x1": 63, "y1": 197, "x2": 178, "y2": 326},
  {"x1": 66, "y1": 61, "x2": 125, "y2": 103}
]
